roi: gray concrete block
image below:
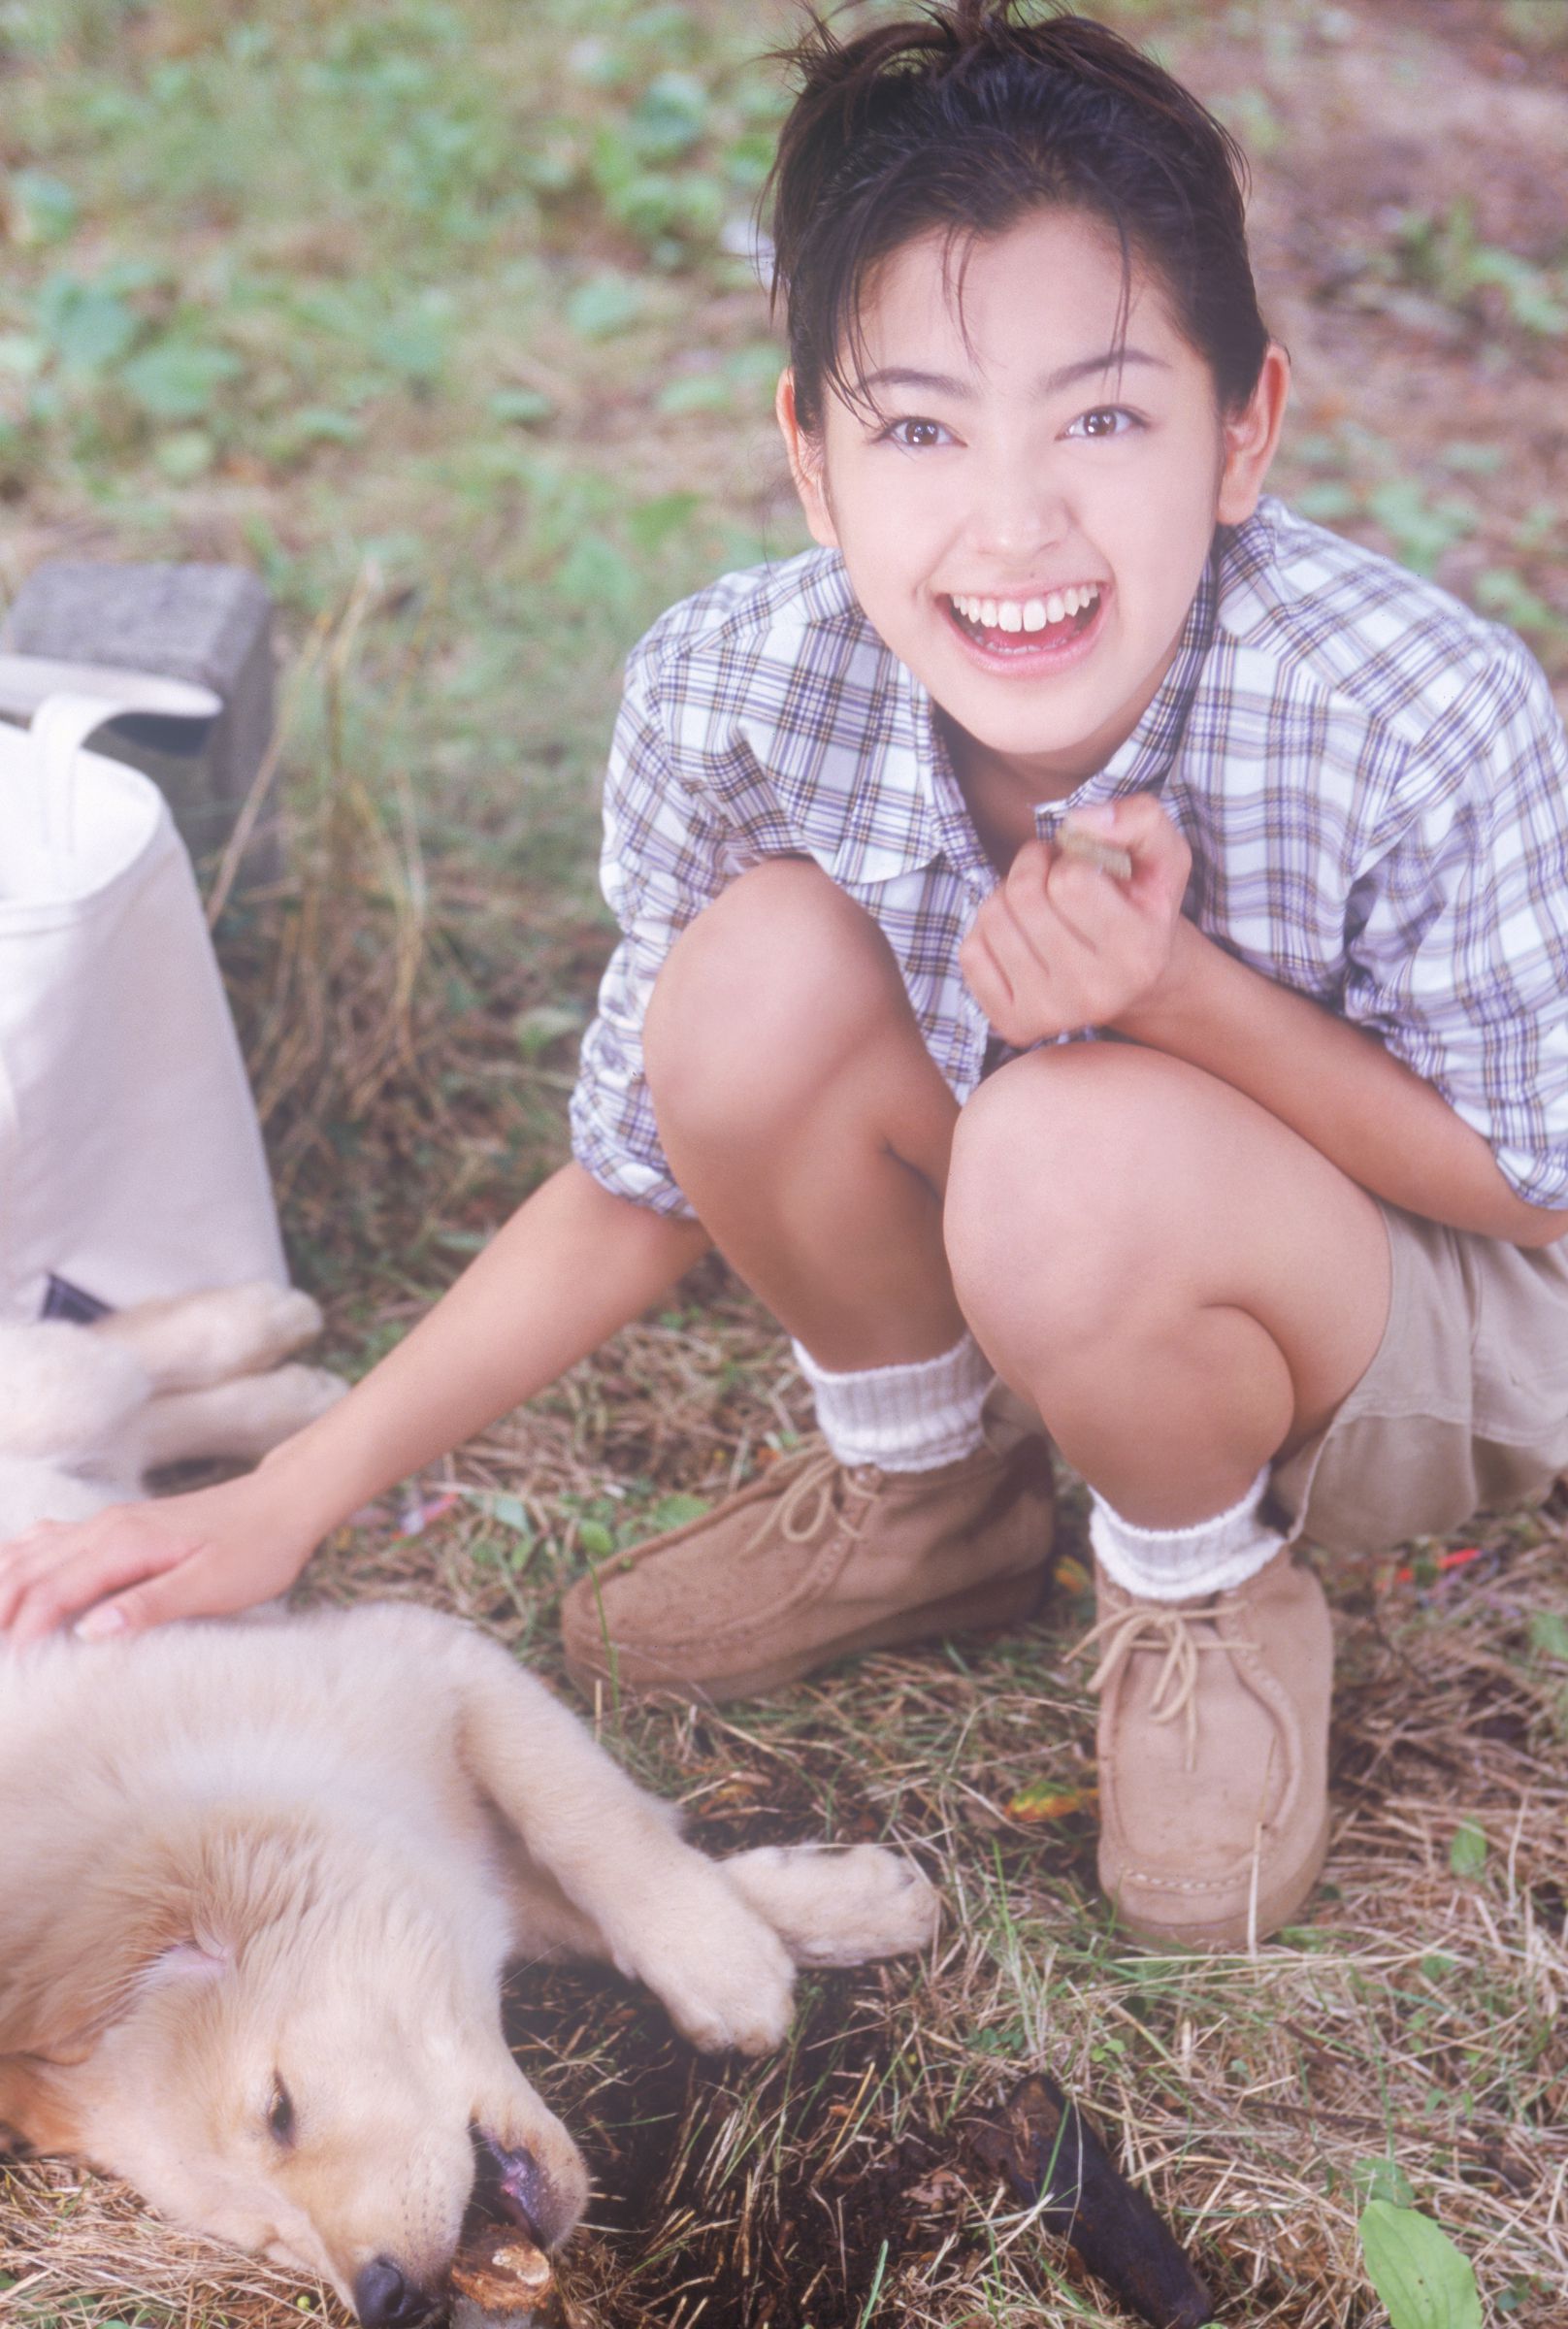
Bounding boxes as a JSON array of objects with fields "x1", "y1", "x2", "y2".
[{"x1": 2, "y1": 562, "x2": 280, "y2": 881}]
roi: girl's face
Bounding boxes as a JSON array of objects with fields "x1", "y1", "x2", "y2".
[{"x1": 778, "y1": 207, "x2": 1288, "y2": 798}]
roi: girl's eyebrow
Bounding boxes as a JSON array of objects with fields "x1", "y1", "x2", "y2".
[{"x1": 859, "y1": 348, "x2": 1170, "y2": 402}]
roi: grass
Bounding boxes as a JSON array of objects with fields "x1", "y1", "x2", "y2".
[{"x1": 1, "y1": 1, "x2": 1566, "y2": 2325}]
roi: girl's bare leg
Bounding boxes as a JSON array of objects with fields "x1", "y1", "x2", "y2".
[
  {"x1": 942, "y1": 1041, "x2": 1391, "y2": 1525},
  {"x1": 642, "y1": 857, "x2": 966, "y2": 1369}
]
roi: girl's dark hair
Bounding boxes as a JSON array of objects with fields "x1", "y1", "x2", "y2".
[{"x1": 766, "y1": 0, "x2": 1270, "y2": 430}]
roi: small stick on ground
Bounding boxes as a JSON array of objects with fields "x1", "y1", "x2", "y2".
[
  {"x1": 969, "y1": 2069, "x2": 1215, "y2": 2329},
  {"x1": 449, "y1": 2226, "x2": 574, "y2": 2329}
]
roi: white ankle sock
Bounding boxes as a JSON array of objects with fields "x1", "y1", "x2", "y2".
[
  {"x1": 1089, "y1": 1466, "x2": 1280, "y2": 1601},
  {"x1": 791, "y1": 1330, "x2": 995, "y2": 1472}
]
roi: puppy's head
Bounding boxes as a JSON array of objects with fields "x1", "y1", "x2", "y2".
[{"x1": 7, "y1": 1813, "x2": 589, "y2": 2322}]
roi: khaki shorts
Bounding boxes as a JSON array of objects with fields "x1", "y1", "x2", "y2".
[{"x1": 1270, "y1": 1201, "x2": 1568, "y2": 1557}]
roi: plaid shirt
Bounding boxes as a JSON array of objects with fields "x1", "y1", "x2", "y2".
[{"x1": 571, "y1": 495, "x2": 1568, "y2": 1215}]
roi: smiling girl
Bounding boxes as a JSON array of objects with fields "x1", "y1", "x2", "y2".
[{"x1": 4, "y1": 2, "x2": 1567, "y2": 1952}]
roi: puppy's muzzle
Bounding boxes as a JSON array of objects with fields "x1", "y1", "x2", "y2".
[
  {"x1": 353, "y1": 2255, "x2": 440, "y2": 2329},
  {"x1": 469, "y1": 2129, "x2": 572, "y2": 2250}
]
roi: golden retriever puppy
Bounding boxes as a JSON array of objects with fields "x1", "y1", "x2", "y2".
[
  {"x1": 0, "y1": 1279, "x2": 345, "y2": 1543},
  {"x1": 0, "y1": 1299, "x2": 939, "y2": 2326}
]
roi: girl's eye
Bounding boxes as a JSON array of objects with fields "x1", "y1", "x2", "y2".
[
  {"x1": 268, "y1": 2079, "x2": 296, "y2": 2146},
  {"x1": 881, "y1": 415, "x2": 950, "y2": 449},
  {"x1": 1068, "y1": 407, "x2": 1137, "y2": 441}
]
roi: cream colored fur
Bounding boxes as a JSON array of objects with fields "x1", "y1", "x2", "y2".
[
  {"x1": 0, "y1": 1290, "x2": 939, "y2": 2317},
  {"x1": 0, "y1": 1282, "x2": 345, "y2": 1543}
]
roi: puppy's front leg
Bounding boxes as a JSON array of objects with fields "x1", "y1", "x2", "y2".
[
  {"x1": 138, "y1": 1365, "x2": 346, "y2": 1469},
  {"x1": 447, "y1": 1635, "x2": 795, "y2": 2054},
  {"x1": 93, "y1": 1285, "x2": 326, "y2": 1393}
]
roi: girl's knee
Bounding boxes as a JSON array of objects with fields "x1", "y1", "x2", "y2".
[
  {"x1": 944, "y1": 1047, "x2": 1184, "y2": 1341},
  {"x1": 643, "y1": 858, "x2": 907, "y2": 1134}
]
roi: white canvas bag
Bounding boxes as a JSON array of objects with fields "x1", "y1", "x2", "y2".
[{"x1": 0, "y1": 668, "x2": 285, "y2": 1324}]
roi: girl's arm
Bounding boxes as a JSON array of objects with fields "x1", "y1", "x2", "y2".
[
  {"x1": 1119, "y1": 916, "x2": 1568, "y2": 1246},
  {"x1": 0, "y1": 1163, "x2": 710, "y2": 1644},
  {"x1": 963, "y1": 800, "x2": 1568, "y2": 1246}
]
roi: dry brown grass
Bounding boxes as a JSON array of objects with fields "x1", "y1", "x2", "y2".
[{"x1": 6, "y1": 1289, "x2": 1564, "y2": 2328}]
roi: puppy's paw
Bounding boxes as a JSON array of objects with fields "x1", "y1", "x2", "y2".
[
  {"x1": 272, "y1": 1363, "x2": 349, "y2": 1427},
  {"x1": 199, "y1": 1284, "x2": 325, "y2": 1372},
  {"x1": 719, "y1": 1843, "x2": 940, "y2": 1966},
  {"x1": 625, "y1": 1884, "x2": 797, "y2": 2055},
  {"x1": 100, "y1": 1283, "x2": 325, "y2": 1390}
]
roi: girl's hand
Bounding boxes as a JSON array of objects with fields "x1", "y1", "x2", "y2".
[
  {"x1": 0, "y1": 1471, "x2": 318, "y2": 1649},
  {"x1": 960, "y1": 795, "x2": 1192, "y2": 1046}
]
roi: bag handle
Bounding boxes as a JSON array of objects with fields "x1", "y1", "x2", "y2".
[{"x1": 4, "y1": 664, "x2": 223, "y2": 865}]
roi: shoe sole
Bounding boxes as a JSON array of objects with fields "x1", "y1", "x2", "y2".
[
  {"x1": 562, "y1": 1561, "x2": 1053, "y2": 1707},
  {"x1": 1108, "y1": 1802, "x2": 1333, "y2": 1952}
]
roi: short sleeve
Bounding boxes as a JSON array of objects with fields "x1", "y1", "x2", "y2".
[
  {"x1": 1341, "y1": 641, "x2": 1568, "y2": 1209},
  {"x1": 569, "y1": 639, "x2": 738, "y2": 1217}
]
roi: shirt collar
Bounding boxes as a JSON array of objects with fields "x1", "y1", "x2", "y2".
[
  {"x1": 1039, "y1": 537, "x2": 1221, "y2": 828},
  {"x1": 827, "y1": 534, "x2": 1221, "y2": 883}
]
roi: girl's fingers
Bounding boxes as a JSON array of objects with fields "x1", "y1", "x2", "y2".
[
  {"x1": 959, "y1": 918, "x2": 1017, "y2": 1027},
  {"x1": 0, "y1": 1511, "x2": 202, "y2": 1647}
]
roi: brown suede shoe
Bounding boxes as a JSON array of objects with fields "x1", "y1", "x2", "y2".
[
  {"x1": 560, "y1": 1434, "x2": 1054, "y2": 1705},
  {"x1": 1082, "y1": 1547, "x2": 1333, "y2": 1950}
]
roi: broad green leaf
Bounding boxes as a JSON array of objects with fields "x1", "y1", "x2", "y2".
[
  {"x1": 1449, "y1": 1820, "x2": 1487, "y2": 1878},
  {"x1": 565, "y1": 271, "x2": 643, "y2": 341},
  {"x1": 373, "y1": 312, "x2": 449, "y2": 387},
  {"x1": 1350, "y1": 2156, "x2": 1417, "y2": 2210},
  {"x1": 10, "y1": 169, "x2": 79, "y2": 245},
  {"x1": 121, "y1": 341, "x2": 242, "y2": 420},
  {"x1": 629, "y1": 71, "x2": 709, "y2": 161},
  {"x1": 629, "y1": 489, "x2": 702, "y2": 552},
  {"x1": 657, "y1": 374, "x2": 728, "y2": 415},
  {"x1": 1358, "y1": 2201, "x2": 1482, "y2": 2329},
  {"x1": 287, "y1": 408, "x2": 364, "y2": 446},
  {"x1": 554, "y1": 532, "x2": 637, "y2": 617},
  {"x1": 1292, "y1": 480, "x2": 1357, "y2": 523},
  {"x1": 0, "y1": 333, "x2": 45, "y2": 377},
  {"x1": 37, "y1": 274, "x2": 138, "y2": 371},
  {"x1": 489, "y1": 386, "x2": 553, "y2": 427},
  {"x1": 154, "y1": 428, "x2": 215, "y2": 481},
  {"x1": 1474, "y1": 568, "x2": 1557, "y2": 634},
  {"x1": 490, "y1": 1495, "x2": 532, "y2": 1536}
]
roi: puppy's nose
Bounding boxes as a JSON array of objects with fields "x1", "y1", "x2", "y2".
[{"x1": 352, "y1": 2256, "x2": 436, "y2": 2329}]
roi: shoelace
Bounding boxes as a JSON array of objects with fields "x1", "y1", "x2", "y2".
[
  {"x1": 742, "y1": 1440, "x2": 881, "y2": 1557},
  {"x1": 1075, "y1": 1601, "x2": 1258, "y2": 1773}
]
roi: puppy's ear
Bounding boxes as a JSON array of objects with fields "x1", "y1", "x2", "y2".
[
  {"x1": 0, "y1": 2053, "x2": 84, "y2": 2155},
  {"x1": 0, "y1": 1846, "x2": 234, "y2": 2072}
]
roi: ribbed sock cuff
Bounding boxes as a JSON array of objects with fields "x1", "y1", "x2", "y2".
[
  {"x1": 792, "y1": 1330, "x2": 995, "y2": 1472},
  {"x1": 1089, "y1": 1466, "x2": 1280, "y2": 1601}
]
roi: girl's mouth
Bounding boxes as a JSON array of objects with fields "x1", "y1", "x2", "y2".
[{"x1": 943, "y1": 584, "x2": 1103, "y2": 660}]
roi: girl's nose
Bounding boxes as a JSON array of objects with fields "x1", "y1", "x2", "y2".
[{"x1": 967, "y1": 452, "x2": 1071, "y2": 566}]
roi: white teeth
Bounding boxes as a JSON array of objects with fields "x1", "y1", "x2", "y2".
[{"x1": 951, "y1": 585, "x2": 1100, "y2": 632}]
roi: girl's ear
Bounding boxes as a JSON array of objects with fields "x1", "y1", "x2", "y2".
[
  {"x1": 775, "y1": 369, "x2": 839, "y2": 550},
  {"x1": 1216, "y1": 342, "x2": 1290, "y2": 526}
]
